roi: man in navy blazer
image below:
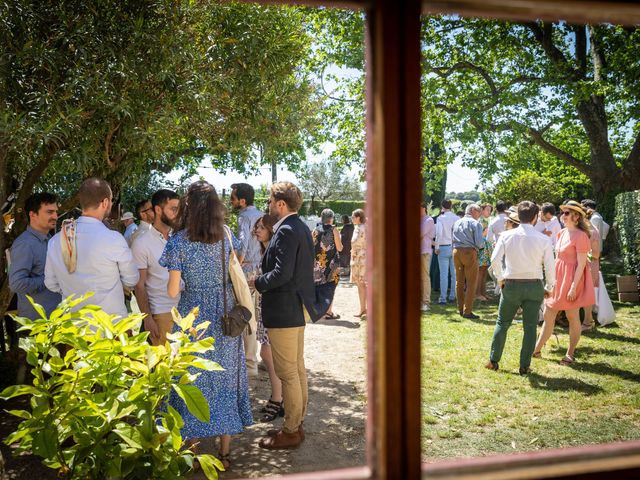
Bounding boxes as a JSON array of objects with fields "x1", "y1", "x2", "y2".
[{"x1": 253, "y1": 181, "x2": 321, "y2": 449}]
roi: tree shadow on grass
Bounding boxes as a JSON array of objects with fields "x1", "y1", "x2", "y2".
[
  {"x1": 575, "y1": 345, "x2": 623, "y2": 357},
  {"x1": 526, "y1": 372, "x2": 603, "y2": 395},
  {"x1": 190, "y1": 370, "x2": 366, "y2": 479},
  {"x1": 587, "y1": 329, "x2": 640, "y2": 345},
  {"x1": 568, "y1": 361, "x2": 640, "y2": 384}
]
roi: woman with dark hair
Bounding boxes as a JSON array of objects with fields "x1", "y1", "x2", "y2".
[
  {"x1": 339, "y1": 214, "x2": 354, "y2": 277},
  {"x1": 312, "y1": 208, "x2": 343, "y2": 319},
  {"x1": 351, "y1": 209, "x2": 367, "y2": 317},
  {"x1": 251, "y1": 214, "x2": 284, "y2": 422},
  {"x1": 533, "y1": 200, "x2": 595, "y2": 365},
  {"x1": 160, "y1": 181, "x2": 252, "y2": 468}
]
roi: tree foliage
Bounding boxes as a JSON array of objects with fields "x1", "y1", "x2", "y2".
[
  {"x1": 422, "y1": 17, "x2": 640, "y2": 215},
  {"x1": 0, "y1": 0, "x2": 321, "y2": 315},
  {"x1": 298, "y1": 159, "x2": 363, "y2": 203}
]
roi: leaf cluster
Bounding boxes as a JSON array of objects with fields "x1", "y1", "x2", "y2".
[
  {"x1": 615, "y1": 190, "x2": 640, "y2": 276},
  {"x1": 1, "y1": 295, "x2": 224, "y2": 479}
]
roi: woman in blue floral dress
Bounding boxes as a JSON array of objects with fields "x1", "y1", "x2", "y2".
[{"x1": 159, "y1": 181, "x2": 252, "y2": 468}]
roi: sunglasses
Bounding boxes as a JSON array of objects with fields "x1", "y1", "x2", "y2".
[{"x1": 561, "y1": 211, "x2": 572, "y2": 216}]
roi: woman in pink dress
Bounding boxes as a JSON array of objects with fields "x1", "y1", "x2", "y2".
[{"x1": 533, "y1": 200, "x2": 595, "y2": 365}]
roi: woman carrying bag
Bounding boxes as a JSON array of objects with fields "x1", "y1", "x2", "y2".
[{"x1": 160, "y1": 181, "x2": 252, "y2": 469}]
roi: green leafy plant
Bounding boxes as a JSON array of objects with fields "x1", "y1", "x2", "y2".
[
  {"x1": 1, "y1": 294, "x2": 225, "y2": 479},
  {"x1": 615, "y1": 190, "x2": 640, "y2": 277}
]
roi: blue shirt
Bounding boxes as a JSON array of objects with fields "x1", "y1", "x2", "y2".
[
  {"x1": 452, "y1": 215, "x2": 485, "y2": 250},
  {"x1": 237, "y1": 205, "x2": 263, "y2": 272},
  {"x1": 124, "y1": 222, "x2": 138, "y2": 245},
  {"x1": 9, "y1": 226, "x2": 62, "y2": 319}
]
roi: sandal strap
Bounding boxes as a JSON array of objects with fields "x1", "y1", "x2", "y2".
[{"x1": 264, "y1": 400, "x2": 283, "y2": 414}]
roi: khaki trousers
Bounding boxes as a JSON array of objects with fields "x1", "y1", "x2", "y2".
[
  {"x1": 421, "y1": 253, "x2": 432, "y2": 304},
  {"x1": 453, "y1": 248, "x2": 479, "y2": 315},
  {"x1": 268, "y1": 326, "x2": 307, "y2": 433},
  {"x1": 151, "y1": 312, "x2": 174, "y2": 346}
]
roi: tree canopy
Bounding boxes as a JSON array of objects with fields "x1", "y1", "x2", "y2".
[
  {"x1": 0, "y1": 0, "x2": 321, "y2": 314},
  {"x1": 422, "y1": 17, "x2": 640, "y2": 213}
]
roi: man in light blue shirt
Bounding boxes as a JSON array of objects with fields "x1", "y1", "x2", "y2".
[
  {"x1": 9, "y1": 192, "x2": 62, "y2": 319},
  {"x1": 45, "y1": 178, "x2": 139, "y2": 320},
  {"x1": 230, "y1": 182, "x2": 263, "y2": 377},
  {"x1": 121, "y1": 211, "x2": 137, "y2": 246},
  {"x1": 452, "y1": 204, "x2": 485, "y2": 319}
]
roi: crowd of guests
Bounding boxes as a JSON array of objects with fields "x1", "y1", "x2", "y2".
[
  {"x1": 7, "y1": 177, "x2": 368, "y2": 467},
  {"x1": 421, "y1": 197, "x2": 609, "y2": 375}
]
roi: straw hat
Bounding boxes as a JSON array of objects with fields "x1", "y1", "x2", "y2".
[
  {"x1": 559, "y1": 200, "x2": 586, "y2": 217},
  {"x1": 507, "y1": 210, "x2": 520, "y2": 224}
]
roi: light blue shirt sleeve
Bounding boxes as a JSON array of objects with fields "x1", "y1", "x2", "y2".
[{"x1": 9, "y1": 239, "x2": 45, "y2": 294}]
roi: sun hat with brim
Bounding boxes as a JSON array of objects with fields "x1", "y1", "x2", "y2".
[
  {"x1": 120, "y1": 211, "x2": 135, "y2": 221},
  {"x1": 559, "y1": 200, "x2": 586, "y2": 217},
  {"x1": 507, "y1": 211, "x2": 520, "y2": 224}
]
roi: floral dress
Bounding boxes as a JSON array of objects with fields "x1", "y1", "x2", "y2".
[
  {"x1": 313, "y1": 224, "x2": 341, "y2": 286},
  {"x1": 478, "y1": 217, "x2": 493, "y2": 267},
  {"x1": 350, "y1": 224, "x2": 366, "y2": 283},
  {"x1": 159, "y1": 229, "x2": 253, "y2": 439}
]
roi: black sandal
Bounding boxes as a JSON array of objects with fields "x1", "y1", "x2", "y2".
[
  {"x1": 217, "y1": 450, "x2": 231, "y2": 470},
  {"x1": 260, "y1": 399, "x2": 284, "y2": 422}
]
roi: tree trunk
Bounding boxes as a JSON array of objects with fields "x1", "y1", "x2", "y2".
[{"x1": 271, "y1": 158, "x2": 277, "y2": 183}]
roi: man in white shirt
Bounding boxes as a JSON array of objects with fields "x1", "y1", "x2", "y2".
[
  {"x1": 434, "y1": 199, "x2": 458, "y2": 304},
  {"x1": 486, "y1": 200, "x2": 508, "y2": 244},
  {"x1": 132, "y1": 189, "x2": 180, "y2": 345},
  {"x1": 485, "y1": 201, "x2": 555, "y2": 375},
  {"x1": 45, "y1": 177, "x2": 139, "y2": 319},
  {"x1": 129, "y1": 198, "x2": 155, "y2": 245},
  {"x1": 534, "y1": 202, "x2": 562, "y2": 248}
]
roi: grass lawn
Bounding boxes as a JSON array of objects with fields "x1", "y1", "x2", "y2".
[{"x1": 421, "y1": 261, "x2": 640, "y2": 460}]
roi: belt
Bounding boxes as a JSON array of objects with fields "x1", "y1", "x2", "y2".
[
  {"x1": 506, "y1": 279, "x2": 542, "y2": 283},
  {"x1": 439, "y1": 244, "x2": 451, "y2": 247},
  {"x1": 454, "y1": 246, "x2": 476, "y2": 250}
]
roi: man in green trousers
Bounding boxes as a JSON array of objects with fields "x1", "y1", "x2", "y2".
[{"x1": 485, "y1": 201, "x2": 556, "y2": 375}]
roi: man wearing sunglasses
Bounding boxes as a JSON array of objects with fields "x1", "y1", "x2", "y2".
[{"x1": 129, "y1": 199, "x2": 155, "y2": 246}]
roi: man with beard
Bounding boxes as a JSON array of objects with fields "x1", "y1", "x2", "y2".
[
  {"x1": 9, "y1": 192, "x2": 62, "y2": 320},
  {"x1": 252, "y1": 181, "x2": 323, "y2": 449},
  {"x1": 131, "y1": 189, "x2": 181, "y2": 345},
  {"x1": 45, "y1": 178, "x2": 139, "y2": 318},
  {"x1": 129, "y1": 198, "x2": 155, "y2": 246},
  {"x1": 230, "y1": 182, "x2": 262, "y2": 377}
]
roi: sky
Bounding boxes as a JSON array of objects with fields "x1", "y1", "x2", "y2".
[{"x1": 169, "y1": 154, "x2": 481, "y2": 195}]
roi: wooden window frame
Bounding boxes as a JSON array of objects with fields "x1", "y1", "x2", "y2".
[{"x1": 241, "y1": 1, "x2": 640, "y2": 478}]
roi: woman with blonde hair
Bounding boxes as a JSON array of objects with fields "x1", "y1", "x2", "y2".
[
  {"x1": 533, "y1": 200, "x2": 595, "y2": 365},
  {"x1": 351, "y1": 209, "x2": 367, "y2": 317}
]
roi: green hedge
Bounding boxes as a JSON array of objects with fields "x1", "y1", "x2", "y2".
[
  {"x1": 254, "y1": 197, "x2": 365, "y2": 218},
  {"x1": 615, "y1": 190, "x2": 640, "y2": 276}
]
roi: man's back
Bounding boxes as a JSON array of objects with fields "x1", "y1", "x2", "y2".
[{"x1": 45, "y1": 216, "x2": 139, "y2": 318}]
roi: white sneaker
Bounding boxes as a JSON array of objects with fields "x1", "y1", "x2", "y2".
[{"x1": 421, "y1": 303, "x2": 430, "y2": 312}]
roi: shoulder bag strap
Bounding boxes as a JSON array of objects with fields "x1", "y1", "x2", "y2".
[{"x1": 220, "y1": 232, "x2": 227, "y2": 316}]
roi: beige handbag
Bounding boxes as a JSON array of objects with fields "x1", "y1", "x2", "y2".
[{"x1": 223, "y1": 227, "x2": 257, "y2": 333}]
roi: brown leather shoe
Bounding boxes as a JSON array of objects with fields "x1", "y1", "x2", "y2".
[
  {"x1": 267, "y1": 424, "x2": 305, "y2": 441},
  {"x1": 259, "y1": 429, "x2": 303, "y2": 450}
]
